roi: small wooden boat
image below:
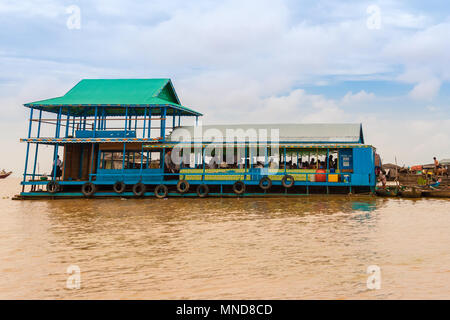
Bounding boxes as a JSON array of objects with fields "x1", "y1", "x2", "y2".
[
  {"x1": 0, "y1": 171, "x2": 12, "y2": 179},
  {"x1": 422, "y1": 189, "x2": 450, "y2": 198},
  {"x1": 375, "y1": 187, "x2": 399, "y2": 197},
  {"x1": 399, "y1": 187, "x2": 422, "y2": 198}
]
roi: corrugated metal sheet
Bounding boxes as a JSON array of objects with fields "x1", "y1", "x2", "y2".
[{"x1": 168, "y1": 123, "x2": 364, "y2": 143}]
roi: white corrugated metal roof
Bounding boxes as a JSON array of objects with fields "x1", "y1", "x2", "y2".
[{"x1": 168, "y1": 123, "x2": 364, "y2": 143}]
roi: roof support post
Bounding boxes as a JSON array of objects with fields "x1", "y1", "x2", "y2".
[
  {"x1": 96, "y1": 145, "x2": 102, "y2": 178},
  {"x1": 326, "y1": 148, "x2": 329, "y2": 170},
  {"x1": 142, "y1": 107, "x2": 147, "y2": 139},
  {"x1": 140, "y1": 143, "x2": 144, "y2": 181},
  {"x1": 22, "y1": 108, "x2": 34, "y2": 187},
  {"x1": 65, "y1": 109, "x2": 70, "y2": 138},
  {"x1": 161, "y1": 107, "x2": 167, "y2": 141},
  {"x1": 147, "y1": 107, "x2": 152, "y2": 138},
  {"x1": 172, "y1": 110, "x2": 176, "y2": 129},
  {"x1": 122, "y1": 106, "x2": 128, "y2": 177},
  {"x1": 161, "y1": 147, "x2": 166, "y2": 182},
  {"x1": 244, "y1": 145, "x2": 247, "y2": 180},
  {"x1": 32, "y1": 109, "x2": 42, "y2": 181},
  {"x1": 52, "y1": 107, "x2": 62, "y2": 181},
  {"x1": 89, "y1": 143, "x2": 96, "y2": 182},
  {"x1": 202, "y1": 146, "x2": 205, "y2": 181},
  {"x1": 93, "y1": 106, "x2": 98, "y2": 138},
  {"x1": 134, "y1": 112, "x2": 138, "y2": 131},
  {"x1": 102, "y1": 108, "x2": 106, "y2": 130},
  {"x1": 264, "y1": 146, "x2": 268, "y2": 168}
]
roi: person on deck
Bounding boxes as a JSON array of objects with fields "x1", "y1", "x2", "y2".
[
  {"x1": 164, "y1": 149, "x2": 176, "y2": 179},
  {"x1": 309, "y1": 158, "x2": 316, "y2": 169},
  {"x1": 208, "y1": 154, "x2": 219, "y2": 169},
  {"x1": 328, "y1": 155, "x2": 334, "y2": 169},
  {"x1": 433, "y1": 157, "x2": 441, "y2": 175},
  {"x1": 379, "y1": 170, "x2": 387, "y2": 188},
  {"x1": 51, "y1": 155, "x2": 63, "y2": 179}
]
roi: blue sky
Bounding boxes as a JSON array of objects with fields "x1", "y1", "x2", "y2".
[{"x1": 1, "y1": 0, "x2": 449, "y2": 174}]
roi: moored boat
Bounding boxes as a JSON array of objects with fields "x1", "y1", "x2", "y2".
[
  {"x1": 399, "y1": 187, "x2": 422, "y2": 198},
  {"x1": 375, "y1": 187, "x2": 399, "y2": 197},
  {"x1": 17, "y1": 78, "x2": 378, "y2": 199},
  {"x1": 0, "y1": 171, "x2": 12, "y2": 179},
  {"x1": 422, "y1": 189, "x2": 450, "y2": 198}
]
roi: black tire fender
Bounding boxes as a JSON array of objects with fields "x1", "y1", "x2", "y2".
[
  {"x1": 281, "y1": 175, "x2": 295, "y2": 188},
  {"x1": 81, "y1": 182, "x2": 96, "y2": 197},
  {"x1": 196, "y1": 184, "x2": 209, "y2": 198},
  {"x1": 154, "y1": 184, "x2": 168, "y2": 199},
  {"x1": 232, "y1": 181, "x2": 246, "y2": 195},
  {"x1": 47, "y1": 181, "x2": 59, "y2": 194},
  {"x1": 259, "y1": 177, "x2": 272, "y2": 190},
  {"x1": 132, "y1": 182, "x2": 146, "y2": 197},
  {"x1": 176, "y1": 180, "x2": 190, "y2": 193},
  {"x1": 113, "y1": 181, "x2": 126, "y2": 194}
]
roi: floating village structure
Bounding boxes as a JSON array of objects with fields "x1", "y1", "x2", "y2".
[{"x1": 19, "y1": 79, "x2": 377, "y2": 198}]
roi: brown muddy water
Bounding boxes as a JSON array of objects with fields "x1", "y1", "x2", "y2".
[{"x1": 0, "y1": 177, "x2": 449, "y2": 299}]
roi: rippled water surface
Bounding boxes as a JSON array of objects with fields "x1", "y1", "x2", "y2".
[{"x1": 1, "y1": 178, "x2": 449, "y2": 299}]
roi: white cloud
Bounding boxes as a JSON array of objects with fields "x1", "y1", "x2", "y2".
[
  {"x1": 0, "y1": 0, "x2": 65, "y2": 18},
  {"x1": 341, "y1": 90, "x2": 375, "y2": 106},
  {"x1": 408, "y1": 78, "x2": 441, "y2": 101},
  {"x1": 426, "y1": 105, "x2": 439, "y2": 112}
]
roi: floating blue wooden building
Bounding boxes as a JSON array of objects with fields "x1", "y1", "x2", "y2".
[{"x1": 19, "y1": 79, "x2": 377, "y2": 198}]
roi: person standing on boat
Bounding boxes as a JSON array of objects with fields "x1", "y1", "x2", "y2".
[
  {"x1": 51, "y1": 155, "x2": 63, "y2": 179},
  {"x1": 164, "y1": 149, "x2": 174, "y2": 171},
  {"x1": 209, "y1": 155, "x2": 219, "y2": 169},
  {"x1": 379, "y1": 170, "x2": 387, "y2": 188},
  {"x1": 164, "y1": 149, "x2": 177, "y2": 180},
  {"x1": 433, "y1": 157, "x2": 441, "y2": 175}
]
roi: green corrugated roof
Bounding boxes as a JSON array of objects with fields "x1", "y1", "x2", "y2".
[{"x1": 24, "y1": 79, "x2": 202, "y2": 116}]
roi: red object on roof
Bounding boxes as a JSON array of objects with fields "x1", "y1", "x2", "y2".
[{"x1": 411, "y1": 165, "x2": 423, "y2": 171}]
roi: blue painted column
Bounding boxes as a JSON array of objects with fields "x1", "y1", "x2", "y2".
[
  {"x1": 72, "y1": 116, "x2": 76, "y2": 136},
  {"x1": 160, "y1": 107, "x2": 167, "y2": 141},
  {"x1": 122, "y1": 106, "x2": 128, "y2": 178},
  {"x1": 65, "y1": 109, "x2": 70, "y2": 137},
  {"x1": 147, "y1": 107, "x2": 152, "y2": 138},
  {"x1": 202, "y1": 146, "x2": 206, "y2": 181},
  {"x1": 32, "y1": 109, "x2": 42, "y2": 181},
  {"x1": 326, "y1": 148, "x2": 329, "y2": 170},
  {"x1": 93, "y1": 106, "x2": 98, "y2": 138},
  {"x1": 172, "y1": 110, "x2": 176, "y2": 129},
  {"x1": 142, "y1": 107, "x2": 147, "y2": 139},
  {"x1": 22, "y1": 108, "x2": 34, "y2": 186},
  {"x1": 52, "y1": 107, "x2": 62, "y2": 181}
]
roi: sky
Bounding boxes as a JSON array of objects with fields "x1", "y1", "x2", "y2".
[{"x1": 1, "y1": 0, "x2": 449, "y2": 175}]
